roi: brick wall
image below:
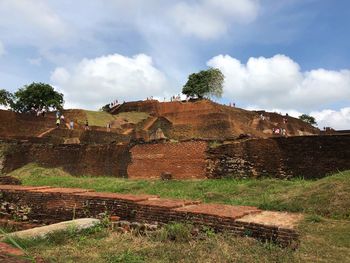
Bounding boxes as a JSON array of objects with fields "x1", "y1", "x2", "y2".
[
  {"x1": 0, "y1": 185, "x2": 301, "y2": 247},
  {"x1": 1, "y1": 135, "x2": 349, "y2": 179},
  {"x1": 207, "y1": 135, "x2": 350, "y2": 179},
  {"x1": 0, "y1": 141, "x2": 131, "y2": 177},
  {"x1": 128, "y1": 141, "x2": 208, "y2": 179}
]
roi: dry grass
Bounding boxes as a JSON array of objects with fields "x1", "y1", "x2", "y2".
[
  {"x1": 10, "y1": 164, "x2": 350, "y2": 220},
  {"x1": 7, "y1": 218, "x2": 348, "y2": 263}
]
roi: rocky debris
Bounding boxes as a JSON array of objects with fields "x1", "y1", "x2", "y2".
[
  {"x1": 0, "y1": 201, "x2": 31, "y2": 221},
  {"x1": 112, "y1": 220, "x2": 160, "y2": 234}
]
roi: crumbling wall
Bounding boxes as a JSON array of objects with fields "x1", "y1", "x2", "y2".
[
  {"x1": 0, "y1": 185, "x2": 301, "y2": 247},
  {"x1": 128, "y1": 141, "x2": 208, "y2": 179},
  {"x1": 0, "y1": 140, "x2": 131, "y2": 177},
  {"x1": 207, "y1": 135, "x2": 350, "y2": 179}
]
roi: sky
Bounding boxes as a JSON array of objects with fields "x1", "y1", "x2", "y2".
[{"x1": 0, "y1": 0, "x2": 349, "y2": 129}]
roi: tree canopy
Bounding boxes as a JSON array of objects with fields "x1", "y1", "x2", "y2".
[
  {"x1": 0, "y1": 89, "x2": 14, "y2": 107},
  {"x1": 182, "y1": 68, "x2": 224, "y2": 99},
  {"x1": 299, "y1": 114, "x2": 317, "y2": 126},
  {"x1": 0, "y1": 83, "x2": 64, "y2": 113}
]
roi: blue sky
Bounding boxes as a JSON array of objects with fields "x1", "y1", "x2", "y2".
[{"x1": 0, "y1": 0, "x2": 349, "y2": 129}]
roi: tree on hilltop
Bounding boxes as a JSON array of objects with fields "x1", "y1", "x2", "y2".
[
  {"x1": 182, "y1": 68, "x2": 224, "y2": 99},
  {"x1": 299, "y1": 114, "x2": 317, "y2": 126},
  {"x1": 0, "y1": 89, "x2": 14, "y2": 108},
  {"x1": 13, "y1": 82, "x2": 64, "y2": 113},
  {"x1": 11, "y1": 82, "x2": 64, "y2": 113}
]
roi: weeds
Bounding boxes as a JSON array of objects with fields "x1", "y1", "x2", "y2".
[
  {"x1": 152, "y1": 223, "x2": 193, "y2": 243},
  {"x1": 305, "y1": 214, "x2": 323, "y2": 223}
]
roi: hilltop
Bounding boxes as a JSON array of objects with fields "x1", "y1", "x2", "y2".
[{"x1": 0, "y1": 99, "x2": 319, "y2": 142}]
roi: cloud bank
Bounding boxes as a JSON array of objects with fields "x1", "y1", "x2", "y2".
[
  {"x1": 171, "y1": 0, "x2": 260, "y2": 39},
  {"x1": 207, "y1": 54, "x2": 350, "y2": 111},
  {"x1": 50, "y1": 53, "x2": 168, "y2": 109},
  {"x1": 311, "y1": 108, "x2": 350, "y2": 130}
]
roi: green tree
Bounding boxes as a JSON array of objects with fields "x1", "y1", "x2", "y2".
[
  {"x1": 100, "y1": 103, "x2": 111, "y2": 112},
  {"x1": 299, "y1": 114, "x2": 317, "y2": 126},
  {"x1": 182, "y1": 68, "x2": 224, "y2": 99},
  {"x1": 12, "y1": 82, "x2": 64, "y2": 113},
  {"x1": 0, "y1": 89, "x2": 14, "y2": 107}
]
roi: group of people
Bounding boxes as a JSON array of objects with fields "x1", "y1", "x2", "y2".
[
  {"x1": 170, "y1": 95, "x2": 182, "y2": 102},
  {"x1": 272, "y1": 127, "x2": 287, "y2": 136},
  {"x1": 55, "y1": 111, "x2": 65, "y2": 128},
  {"x1": 228, "y1": 102, "x2": 236, "y2": 107},
  {"x1": 260, "y1": 112, "x2": 289, "y2": 136},
  {"x1": 36, "y1": 108, "x2": 46, "y2": 117},
  {"x1": 110, "y1": 99, "x2": 120, "y2": 108},
  {"x1": 260, "y1": 113, "x2": 270, "y2": 121},
  {"x1": 55, "y1": 110, "x2": 90, "y2": 131}
]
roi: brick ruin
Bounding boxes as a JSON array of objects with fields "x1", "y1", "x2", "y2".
[
  {"x1": 0, "y1": 185, "x2": 302, "y2": 247},
  {"x1": 128, "y1": 141, "x2": 208, "y2": 179},
  {"x1": 207, "y1": 134, "x2": 350, "y2": 179},
  {"x1": 1, "y1": 135, "x2": 349, "y2": 179}
]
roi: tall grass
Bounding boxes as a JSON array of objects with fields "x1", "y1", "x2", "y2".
[{"x1": 9, "y1": 164, "x2": 350, "y2": 220}]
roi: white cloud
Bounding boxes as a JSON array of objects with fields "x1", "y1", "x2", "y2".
[
  {"x1": 0, "y1": 40, "x2": 5, "y2": 56},
  {"x1": 245, "y1": 106, "x2": 350, "y2": 130},
  {"x1": 0, "y1": 1, "x2": 70, "y2": 48},
  {"x1": 311, "y1": 108, "x2": 350, "y2": 130},
  {"x1": 171, "y1": 0, "x2": 260, "y2": 39},
  {"x1": 50, "y1": 53, "x2": 169, "y2": 109},
  {"x1": 207, "y1": 54, "x2": 350, "y2": 111}
]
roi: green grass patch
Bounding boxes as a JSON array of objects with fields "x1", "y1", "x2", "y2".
[
  {"x1": 9, "y1": 164, "x2": 350, "y2": 220},
  {"x1": 83, "y1": 110, "x2": 116, "y2": 127},
  {"x1": 114, "y1": 111, "x2": 150, "y2": 124}
]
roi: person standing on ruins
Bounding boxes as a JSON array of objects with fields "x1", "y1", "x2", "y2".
[
  {"x1": 69, "y1": 120, "x2": 74, "y2": 130},
  {"x1": 56, "y1": 118, "x2": 60, "y2": 128},
  {"x1": 85, "y1": 120, "x2": 89, "y2": 131},
  {"x1": 60, "y1": 114, "x2": 65, "y2": 125}
]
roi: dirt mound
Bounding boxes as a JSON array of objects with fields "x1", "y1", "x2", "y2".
[{"x1": 115, "y1": 100, "x2": 319, "y2": 139}]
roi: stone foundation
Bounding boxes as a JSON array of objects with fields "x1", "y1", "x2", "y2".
[{"x1": 0, "y1": 185, "x2": 302, "y2": 247}]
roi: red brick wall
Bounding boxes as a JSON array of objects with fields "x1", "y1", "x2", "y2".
[
  {"x1": 207, "y1": 135, "x2": 350, "y2": 179},
  {"x1": 0, "y1": 185, "x2": 300, "y2": 247},
  {"x1": 1, "y1": 141, "x2": 131, "y2": 177},
  {"x1": 128, "y1": 141, "x2": 208, "y2": 179}
]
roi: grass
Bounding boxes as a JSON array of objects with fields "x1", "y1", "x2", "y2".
[
  {"x1": 4, "y1": 219, "x2": 349, "y2": 263},
  {"x1": 4, "y1": 165, "x2": 350, "y2": 262},
  {"x1": 9, "y1": 164, "x2": 350, "y2": 220},
  {"x1": 77, "y1": 110, "x2": 150, "y2": 127},
  {"x1": 114, "y1": 112, "x2": 150, "y2": 124},
  {"x1": 83, "y1": 110, "x2": 117, "y2": 127}
]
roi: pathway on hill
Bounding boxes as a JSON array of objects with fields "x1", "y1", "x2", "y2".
[{"x1": 37, "y1": 127, "x2": 56, "y2": 138}]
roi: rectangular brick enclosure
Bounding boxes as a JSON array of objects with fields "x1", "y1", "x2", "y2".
[{"x1": 0, "y1": 185, "x2": 302, "y2": 247}]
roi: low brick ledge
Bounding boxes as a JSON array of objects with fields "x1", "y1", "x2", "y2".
[{"x1": 0, "y1": 185, "x2": 302, "y2": 247}]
